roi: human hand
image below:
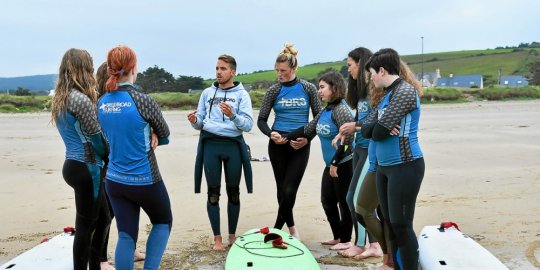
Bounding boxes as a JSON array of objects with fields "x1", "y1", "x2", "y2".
[
  {"x1": 332, "y1": 134, "x2": 344, "y2": 149},
  {"x1": 151, "y1": 132, "x2": 158, "y2": 150},
  {"x1": 390, "y1": 125, "x2": 400, "y2": 136},
  {"x1": 271, "y1": 131, "x2": 288, "y2": 145},
  {"x1": 290, "y1": 137, "x2": 308, "y2": 150},
  {"x1": 187, "y1": 111, "x2": 197, "y2": 124},
  {"x1": 329, "y1": 165, "x2": 338, "y2": 178},
  {"x1": 339, "y1": 122, "x2": 356, "y2": 136},
  {"x1": 219, "y1": 102, "x2": 234, "y2": 118}
]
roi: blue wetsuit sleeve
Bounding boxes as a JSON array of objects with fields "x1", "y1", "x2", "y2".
[
  {"x1": 129, "y1": 90, "x2": 170, "y2": 145},
  {"x1": 373, "y1": 83, "x2": 418, "y2": 141},
  {"x1": 67, "y1": 91, "x2": 108, "y2": 160},
  {"x1": 257, "y1": 84, "x2": 280, "y2": 137},
  {"x1": 361, "y1": 109, "x2": 378, "y2": 139},
  {"x1": 231, "y1": 90, "x2": 253, "y2": 132}
]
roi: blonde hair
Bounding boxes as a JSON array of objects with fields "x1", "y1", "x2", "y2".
[
  {"x1": 275, "y1": 43, "x2": 298, "y2": 69},
  {"x1": 51, "y1": 48, "x2": 97, "y2": 126}
]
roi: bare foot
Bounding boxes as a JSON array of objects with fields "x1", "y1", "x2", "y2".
[
  {"x1": 330, "y1": 242, "x2": 352, "y2": 250},
  {"x1": 376, "y1": 253, "x2": 393, "y2": 269},
  {"x1": 321, "y1": 239, "x2": 340, "y2": 245},
  {"x1": 213, "y1": 235, "x2": 225, "y2": 251},
  {"x1": 376, "y1": 264, "x2": 394, "y2": 270},
  {"x1": 338, "y1": 245, "x2": 365, "y2": 258},
  {"x1": 100, "y1": 261, "x2": 115, "y2": 270},
  {"x1": 134, "y1": 249, "x2": 146, "y2": 262},
  {"x1": 288, "y1": 226, "x2": 300, "y2": 239},
  {"x1": 228, "y1": 234, "x2": 236, "y2": 246},
  {"x1": 354, "y1": 244, "x2": 383, "y2": 260}
]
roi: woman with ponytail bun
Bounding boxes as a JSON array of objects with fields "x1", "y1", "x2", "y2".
[{"x1": 257, "y1": 43, "x2": 322, "y2": 239}]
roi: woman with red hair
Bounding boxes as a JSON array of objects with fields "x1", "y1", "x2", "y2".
[{"x1": 97, "y1": 45, "x2": 172, "y2": 270}]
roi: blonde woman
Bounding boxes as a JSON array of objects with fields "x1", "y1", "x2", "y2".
[{"x1": 257, "y1": 44, "x2": 322, "y2": 238}]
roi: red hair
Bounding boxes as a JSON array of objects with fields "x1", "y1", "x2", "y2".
[{"x1": 105, "y1": 45, "x2": 137, "y2": 91}]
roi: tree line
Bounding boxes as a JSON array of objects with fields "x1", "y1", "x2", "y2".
[{"x1": 136, "y1": 66, "x2": 205, "y2": 93}]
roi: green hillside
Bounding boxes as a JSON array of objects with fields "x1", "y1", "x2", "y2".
[{"x1": 229, "y1": 48, "x2": 540, "y2": 87}]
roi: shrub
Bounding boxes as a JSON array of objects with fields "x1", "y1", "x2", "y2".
[{"x1": 421, "y1": 88, "x2": 462, "y2": 102}]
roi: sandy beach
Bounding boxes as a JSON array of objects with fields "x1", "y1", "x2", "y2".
[{"x1": 0, "y1": 100, "x2": 539, "y2": 269}]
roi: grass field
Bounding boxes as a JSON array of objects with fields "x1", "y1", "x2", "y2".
[
  {"x1": 2, "y1": 85, "x2": 539, "y2": 113},
  {"x1": 228, "y1": 48, "x2": 540, "y2": 87}
]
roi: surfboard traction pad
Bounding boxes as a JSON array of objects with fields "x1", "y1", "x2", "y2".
[{"x1": 225, "y1": 228, "x2": 320, "y2": 269}]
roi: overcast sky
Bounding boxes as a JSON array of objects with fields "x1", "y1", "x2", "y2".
[{"x1": 1, "y1": 0, "x2": 539, "y2": 79}]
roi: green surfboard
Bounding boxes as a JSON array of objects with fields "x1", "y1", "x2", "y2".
[{"x1": 225, "y1": 228, "x2": 320, "y2": 269}]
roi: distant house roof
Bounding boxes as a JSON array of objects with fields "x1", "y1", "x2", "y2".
[
  {"x1": 436, "y1": 74, "x2": 483, "y2": 88},
  {"x1": 499, "y1": 75, "x2": 529, "y2": 87}
]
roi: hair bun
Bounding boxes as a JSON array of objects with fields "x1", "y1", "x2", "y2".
[{"x1": 282, "y1": 43, "x2": 298, "y2": 56}]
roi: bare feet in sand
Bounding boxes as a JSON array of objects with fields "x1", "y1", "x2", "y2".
[
  {"x1": 213, "y1": 235, "x2": 225, "y2": 251},
  {"x1": 330, "y1": 242, "x2": 352, "y2": 250},
  {"x1": 338, "y1": 245, "x2": 365, "y2": 258},
  {"x1": 100, "y1": 261, "x2": 115, "y2": 270},
  {"x1": 288, "y1": 226, "x2": 300, "y2": 239},
  {"x1": 376, "y1": 264, "x2": 394, "y2": 270},
  {"x1": 321, "y1": 238, "x2": 340, "y2": 245},
  {"x1": 353, "y1": 242, "x2": 383, "y2": 260},
  {"x1": 228, "y1": 234, "x2": 236, "y2": 246},
  {"x1": 134, "y1": 249, "x2": 146, "y2": 262},
  {"x1": 374, "y1": 253, "x2": 394, "y2": 269}
]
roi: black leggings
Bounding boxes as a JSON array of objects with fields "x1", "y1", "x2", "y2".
[
  {"x1": 377, "y1": 158, "x2": 424, "y2": 270},
  {"x1": 203, "y1": 139, "x2": 242, "y2": 236},
  {"x1": 321, "y1": 160, "x2": 353, "y2": 243},
  {"x1": 268, "y1": 140, "x2": 310, "y2": 229},
  {"x1": 63, "y1": 159, "x2": 111, "y2": 270},
  {"x1": 100, "y1": 191, "x2": 115, "y2": 262}
]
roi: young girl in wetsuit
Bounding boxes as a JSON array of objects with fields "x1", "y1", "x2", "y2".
[{"x1": 287, "y1": 71, "x2": 354, "y2": 247}]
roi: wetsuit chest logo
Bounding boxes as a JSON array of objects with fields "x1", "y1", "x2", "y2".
[
  {"x1": 316, "y1": 123, "x2": 331, "y2": 136},
  {"x1": 99, "y1": 102, "x2": 132, "y2": 113},
  {"x1": 277, "y1": 97, "x2": 307, "y2": 107},
  {"x1": 358, "y1": 101, "x2": 369, "y2": 113}
]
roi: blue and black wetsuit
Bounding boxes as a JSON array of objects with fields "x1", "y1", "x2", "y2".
[
  {"x1": 56, "y1": 89, "x2": 111, "y2": 270},
  {"x1": 362, "y1": 78, "x2": 424, "y2": 270},
  {"x1": 288, "y1": 99, "x2": 354, "y2": 243},
  {"x1": 191, "y1": 82, "x2": 253, "y2": 237},
  {"x1": 257, "y1": 77, "x2": 321, "y2": 229},
  {"x1": 347, "y1": 98, "x2": 371, "y2": 246},
  {"x1": 98, "y1": 83, "x2": 172, "y2": 270}
]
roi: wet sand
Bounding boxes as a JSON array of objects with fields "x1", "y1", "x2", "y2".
[{"x1": 1, "y1": 100, "x2": 539, "y2": 269}]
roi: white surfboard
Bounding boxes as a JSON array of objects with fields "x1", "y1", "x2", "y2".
[
  {"x1": 1, "y1": 232, "x2": 73, "y2": 269},
  {"x1": 418, "y1": 225, "x2": 508, "y2": 270}
]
